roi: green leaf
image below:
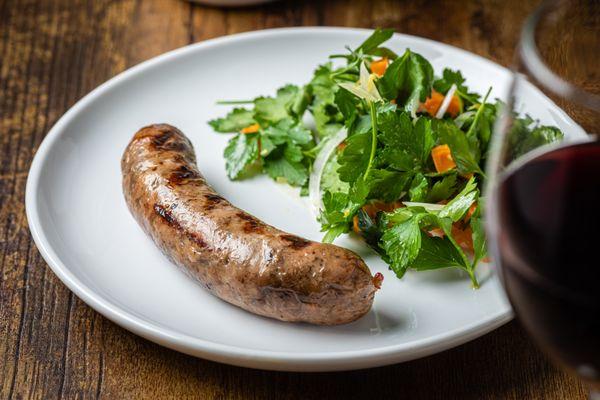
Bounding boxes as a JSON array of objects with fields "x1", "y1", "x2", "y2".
[
  {"x1": 439, "y1": 176, "x2": 478, "y2": 221},
  {"x1": 320, "y1": 154, "x2": 349, "y2": 194},
  {"x1": 409, "y1": 173, "x2": 428, "y2": 202},
  {"x1": 318, "y1": 188, "x2": 364, "y2": 243},
  {"x1": 337, "y1": 132, "x2": 372, "y2": 183},
  {"x1": 254, "y1": 85, "x2": 303, "y2": 124},
  {"x1": 508, "y1": 118, "x2": 564, "y2": 161},
  {"x1": 262, "y1": 118, "x2": 313, "y2": 146},
  {"x1": 356, "y1": 209, "x2": 384, "y2": 251},
  {"x1": 378, "y1": 109, "x2": 434, "y2": 168},
  {"x1": 433, "y1": 68, "x2": 468, "y2": 94},
  {"x1": 426, "y1": 174, "x2": 457, "y2": 203},
  {"x1": 209, "y1": 108, "x2": 255, "y2": 133},
  {"x1": 433, "y1": 68, "x2": 481, "y2": 105},
  {"x1": 223, "y1": 133, "x2": 259, "y2": 180},
  {"x1": 369, "y1": 47, "x2": 398, "y2": 59},
  {"x1": 378, "y1": 107, "x2": 413, "y2": 147},
  {"x1": 380, "y1": 213, "x2": 423, "y2": 278},
  {"x1": 377, "y1": 49, "x2": 434, "y2": 113},
  {"x1": 309, "y1": 64, "x2": 345, "y2": 137},
  {"x1": 434, "y1": 119, "x2": 484, "y2": 176},
  {"x1": 291, "y1": 85, "x2": 312, "y2": 118},
  {"x1": 334, "y1": 87, "x2": 358, "y2": 120},
  {"x1": 366, "y1": 169, "x2": 412, "y2": 202},
  {"x1": 411, "y1": 232, "x2": 468, "y2": 271},
  {"x1": 470, "y1": 214, "x2": 487, "y2": 267},
  {"x1": 413, "y1": 117, "x2": 435, "y2": 166},
  {"x1": 322, "y1": 224, "x2": 349, "y2": 243},
  {"x1": 263, "y1": 145, "x2": 308, "y2": 186},
  {"x1": 356, "y1": 28, "x2": 394, "y2": 54},
  {"x1": 320, "y1": 191, "x2": 350, "y2": 226},
  {"x1": 378, "y1": 147, "x2": 414, "y2": 171}
]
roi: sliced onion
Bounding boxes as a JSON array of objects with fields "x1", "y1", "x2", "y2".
[
  {"x1": 402, "y1": 201, "x2": 445, "y2": 211},
  {"x1": 309, "y1": 128, "x2": 348, "y2": 214},
  {"x1": 435, "y1": 83, "x2": 458, "y2": 119}
]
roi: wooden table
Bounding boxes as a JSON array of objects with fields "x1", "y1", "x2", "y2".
[{"x1": 0, "y1": 0, "x2": 587, "y2": 398}]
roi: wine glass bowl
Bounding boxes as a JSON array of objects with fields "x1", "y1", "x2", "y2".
[{"x1": 486, "y1": 0, "x2": 600, "y2": 395}]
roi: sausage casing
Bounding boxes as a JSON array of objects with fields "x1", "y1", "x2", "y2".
[{"x1": 121, "y1": 124, "x2": 379, "y2": 325}]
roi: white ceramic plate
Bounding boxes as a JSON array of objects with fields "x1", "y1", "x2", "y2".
[{"x1": 26, "y1": 28, "x2": 582, "y2": 372}]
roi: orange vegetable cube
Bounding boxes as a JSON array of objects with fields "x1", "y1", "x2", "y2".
[{"x1": 431, "y1": 144, "x2": 457, "y2": 173}]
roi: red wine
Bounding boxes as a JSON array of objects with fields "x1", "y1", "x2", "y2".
[{"x1": 497, "y1": 140, "x2": 600, "y2": 385}]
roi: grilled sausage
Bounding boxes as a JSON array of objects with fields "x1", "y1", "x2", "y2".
[{"x1": 121, "y1": 124, "x2": 381, "y2": 325}]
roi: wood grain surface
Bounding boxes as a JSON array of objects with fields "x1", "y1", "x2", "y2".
[{"x1": 0, "y1": 0, "x2": 587, "y2": 398}]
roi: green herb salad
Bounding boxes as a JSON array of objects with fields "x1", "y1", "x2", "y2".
[{"x1": 208, "y1": 29, "x2": 563, "y2": 288}]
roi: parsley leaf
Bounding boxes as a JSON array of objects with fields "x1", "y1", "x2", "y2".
[
  {"x1": 409, "y1": 173, "x2": 429, "y2": 202},
  {"x1": 411, "y1": 232, "x2": 468, "y2": 271},
  {"x1": 381, "y1": 212, "x2": 423, "y2": 278},
  {"x1": 366, "y1": 169, "x2": 412, "y2": 202},
  {"x1": 434, "y1": 119, "x2": 484, "y2": 176},
  {"x1": 426, "y1": 174, "x2": 457, "y2": 202},
  {"x1": 337, "y1": 132, "x2": 372, "y2": 183},
  {"x1": 470, "y1": 213, "x2": 487, "y2": 267},
  {"x1": 319, "y1": 190, "x2": 364, "y2": 243},
  {"x1": 209, "y1": 108, "x2": 255, "y2": 133},
  {"x1": 508, "y1": 117, "x2": 564, "y2": 160},
  {"x1": 378, "y1": 109, "x2": 434, "y2": 169},
  {"x1": 223, "y1": 133, "x2": 259, "y2": 180},
  {"x1": 438, "y1": 176, "x2": 478, "y2": 221}
]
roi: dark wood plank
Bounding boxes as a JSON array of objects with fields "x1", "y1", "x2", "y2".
[{"x1": 0, "y1": 0, "x2": 587, "y2": 398}]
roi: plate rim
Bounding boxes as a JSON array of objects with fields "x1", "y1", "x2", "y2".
[{"x1": 25, "y1": 26, "x2": 513, "y2": 372}]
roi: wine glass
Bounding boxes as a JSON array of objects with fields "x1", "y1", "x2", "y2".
[{"x1": 485, "y1": 0, "x2": 600, "y2": 397}]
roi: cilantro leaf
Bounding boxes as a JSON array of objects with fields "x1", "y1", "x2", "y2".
[
  {"x1": 433, "y1": 119, "x2": 484, "y2": 176},
  {"x1": 438, "y1": 177, "x2": 478, "y2": 221},
  {"x1": 254, "y1": 85, "x2": 305, "y2": 124},
  {"x1": 309, "y1": 63, "x2": 345, "y2": 137},
  {"x1": 209, "y1": 108, "x2": 255, "y2": 133},
  {"x1": 320, "y1": 154, "x2": 349, "y2": 194},
  {"x1": 262, "y1": 118, "x2": 313, "y2": 146},
  {"x1": 426, "y1": 174, "x2": 457, "y2": 203},
  {"x1": 263, "y1": 143, "x2": 308, "y2": 186},
  {"x1": 380, "y1": 213, "x2": 423, "y2": 278},
  {"x1": 377, "y1": 49, "x2": 434, "y2": 113},
  {"x1": 223, "y1": 133, "x2": 259, "y2": 180}
]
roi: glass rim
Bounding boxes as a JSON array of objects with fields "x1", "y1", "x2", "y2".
[{"x1": 520, "y1": 0, "x2": 600, "y2": 112}]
